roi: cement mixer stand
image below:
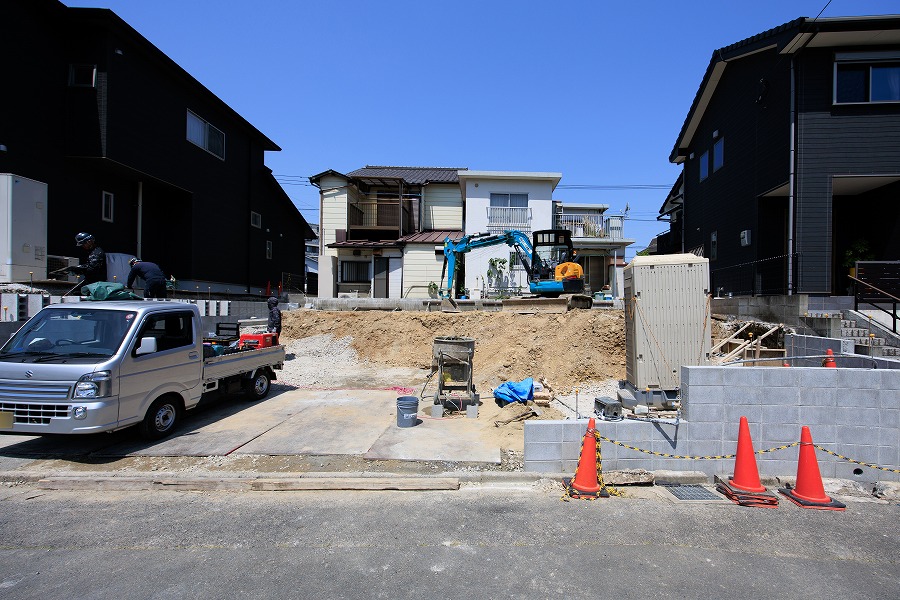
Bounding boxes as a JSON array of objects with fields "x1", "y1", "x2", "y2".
[{"x1": 431, "y1": 336, "x2": 479, "y2": 418}]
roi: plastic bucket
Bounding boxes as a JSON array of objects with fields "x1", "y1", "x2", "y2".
[{"x1": 396, "y1": 396, "x2": 419, "y2": 428}]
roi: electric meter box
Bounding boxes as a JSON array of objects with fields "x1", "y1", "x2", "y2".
[
  {"x1": 623, "y1": 254, "x2": 711, "y2": 392},
  {"x1": 0, "y1": 174, "x2": 48, "y2": 283}
]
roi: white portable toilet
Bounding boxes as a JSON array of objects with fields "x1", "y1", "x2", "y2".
[{"x1": 0, "y1": 174, "x2": 48, "y2": 283}]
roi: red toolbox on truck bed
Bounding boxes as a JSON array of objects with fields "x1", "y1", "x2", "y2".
[{"x1": 238, "y1": 333, "x2": 277, "y2": 349}]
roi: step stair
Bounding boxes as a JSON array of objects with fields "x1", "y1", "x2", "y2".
[{"x1": 839, "y1": 314, "x2": 898, "y2": 358}]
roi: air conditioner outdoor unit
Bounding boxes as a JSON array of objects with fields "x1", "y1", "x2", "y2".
[{"x1": 740, "y1": 229, "x2": 751, "y2": 246}]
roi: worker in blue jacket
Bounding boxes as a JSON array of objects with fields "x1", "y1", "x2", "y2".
[
  {"x1": 267, "y1": 297, "x2": 282, "y2": 340},
  {"x1": 127, "y1": 258, "x2": 168, "y2": 299},
  {"x1": 69, "y1": 232, "x2": 106, "y2": 285}
]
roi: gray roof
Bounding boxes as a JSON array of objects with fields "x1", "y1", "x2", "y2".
[{"x1": 347, "y1": 166, "x2": 466, "y2": 185}]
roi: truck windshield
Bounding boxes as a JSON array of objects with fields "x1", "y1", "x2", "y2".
[{"x1": 0, "y1": 308, "x2": 137, "y2": 360}]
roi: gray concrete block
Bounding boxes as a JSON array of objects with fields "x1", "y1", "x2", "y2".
[
  {"x1": 616, "y1": 420, "x2": 657, "y2": 443},
  {"x1": 684, "y1": 367, "x2": 724, "y2": 386},
  {"x1": 524, "y1": 420, "x2": 562, "y2": 443},
  {"x1": 762, "y1": 386, "x2": 800, "y2": 406},
  {"x1": 798, "y1": 367, "x2": 840, "y2": 389},
  {"x1": 526, "y1": 443, "x2": 565, "y2": 462},
  {"x1": 722, "y1": 367, "x2": 766, "y2": 387},
  {"x1": 524, "y1": 460, "x2": 563, "y2": 473},
  {"x1": 686, "y1": 422, "x2": 724, "y2": 441},
  {"x1": 878, "y1": 445, "x2": 899, "y2": 470},
  {"x1": 878, "y1": 426, "x2": 899, "y2": 447},
  {"x1": 762, "y1": 405, "x2": 799, "y2": 426},
  {"x1": 687, "y1": 440, "x2": 724, "y2": 458},
  {"x1": 759, "y1": 367, "x2": 800, "y2": 387},
  {"x1": 563, "y1": 420, "x2": 591, "y2": 442},
  {"x1": 804, "y1": 424, "x2": 836, "y2": 444},
  {"x1": 688, "y1": 403, "x2": 724, "y2": 423},
  {"x1": 880, "y1": 409, "x2": 899, "y2": 429},
  {"x1": 837, "y1": 368, "x2": 881, "y2": 390},
  {"x1": 878, "y1": 389, "x2": 900, "y2": 410},
  {"x1": 724, "y1": 404, "x2": 762, "y2": 427},
  {"x1": 561, "y1": 459, "x2": 580, "y2": 474},
  {"x1": 760, "y1": 422, "x2": 800, "y2": 444},
  {"x1": 562, "y1": 441, "x2": 583, "y2": 461},
  {"x1": 836, "y1": 425, "x2": 873, "y2": 446},
  {"x1": 837, "y1": 387, "x2": 880, "y2": 408},
  {"x1": 798, "y1": 387, "x2": 838, "y2": 407},
  {"x1": 682, "y1": 384, "x2": 724, "y2": 405},
  {"x1": 816, "y1": 458, "x2": 837, "y2": 479},
  {"x1": 758, "y1": 459, "x2": 797, "y2": 478},
  {"x1": 798, "y1": 405, "x2": 834, "y2": 426},
  {"x1": 845, "y1": 444, "x2": 879, "y2": 463},
  {"x1": 838, "y1": 407, "x2": 881, "y2": 427}
]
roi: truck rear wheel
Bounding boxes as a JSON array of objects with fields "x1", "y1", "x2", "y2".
[
  {"x1": 138, "y1": 396, "x2": 182, "y2": 440},
  {"x1": 245, "y1": 371, "x2": 270, "y2": 400}
]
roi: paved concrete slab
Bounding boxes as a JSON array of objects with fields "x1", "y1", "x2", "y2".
[
  {"x1": 365, "y1": 417, "x2": 502, "y2": 464},
  {"x1": 239, "y1": 390, "x2": 396, "y2": 455}
]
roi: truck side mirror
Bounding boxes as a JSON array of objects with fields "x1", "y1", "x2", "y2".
[{"x1": 135, "y1": 337, "x2": 158, "y2": 356}]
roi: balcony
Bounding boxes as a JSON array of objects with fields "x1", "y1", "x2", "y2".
[
  {"x1": 554, "y1": 213, "x2": 625, "y2": 240},
  {"x1": 347, "y1": 199, "x2": 414, "y2": 239},
  {"x1": 486, "y1": 206, "x2": 532, "y2": 233}
]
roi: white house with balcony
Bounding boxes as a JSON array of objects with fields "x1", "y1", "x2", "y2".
[{"x1": 458, "y1": 171, "x2": 560, "y2": 296}]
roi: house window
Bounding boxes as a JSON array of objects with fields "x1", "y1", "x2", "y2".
[
  {"x1": 102, "y1": 191, "x2": 114, "y2": 223},
  {"x1": 186, "y1": 110, "x2": 225, "y2": 159},
  {"x1": 699, "y1": 151, "x2": 709, "y2": 182},
  {"x1": 713, "y1": 138, "x2": 724, "y2": 172},
  {"x1": 340, "y1": 261, "x2": 369, "y2": 283},
  {"x1": 251, "y1": 211, "x2": 262, "y2": 228},
  {"x1": 266, "y1": 241, "x2": 273, "y2": 260},
  {"x1": 69, "y1": 64, "x2": 96, "y2": 87},
  {"x1": 835, "y1": 52, "x2": 900, "y2": 104},
  {"x1": 710, "y1": 231, "x2": 718, "y2": 261},
  {"x1": 488, "y1": 193, "x2": 530, "y2": 231}
]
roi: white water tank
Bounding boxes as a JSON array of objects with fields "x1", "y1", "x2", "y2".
[
  {"x1": 0, "y1": 174, "x2": 48, "y2": 283},
  {"x1": 624, "y1": 254, "x2": 711, "y2": 391}
]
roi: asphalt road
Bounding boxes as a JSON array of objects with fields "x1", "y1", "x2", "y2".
[{"x1": 0, "y1": 483, "x2": 897, "y2": 599}]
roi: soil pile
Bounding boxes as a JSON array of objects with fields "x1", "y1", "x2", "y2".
[{"x1": 280, "y1": 309, "x2": 626, "y2": 394}]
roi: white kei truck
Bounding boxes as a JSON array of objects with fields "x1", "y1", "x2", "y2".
[{"x1": 0, "y1": 301, "x2": 284, "y2": 439}]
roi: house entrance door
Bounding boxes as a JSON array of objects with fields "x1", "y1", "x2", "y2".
[{"x1": 373, "y1": 257, "x2": 388, "y2": 298}]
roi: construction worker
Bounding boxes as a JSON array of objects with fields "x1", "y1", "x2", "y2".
[
  {"x1": 69, "y1": 232, "x2": 106, "y2": 285},
  {"x1": 267, "y1": 296, "x2": 282, "y2": 340},
  {"x1": 127, "y1": 257, "x2": 168, "y2": 299}
]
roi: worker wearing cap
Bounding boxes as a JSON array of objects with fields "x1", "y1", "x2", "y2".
[
  {"x1": 126, "y1": 258, "x2": 168, "y2": 299},
  {"x1": 70, "y1": 232, "x2": 107, "y2": 286}
]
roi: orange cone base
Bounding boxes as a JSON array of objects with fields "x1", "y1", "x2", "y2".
[
  {"x1": 715, "y1": 477, "x2": 779, "y2": 508},
  {"x1": 778, "y1": 487, "x2": 846, "y2": 511},
  {"x1": 563, "y1": 478, "x2": 609, "y2": 499},
  {"x1": 727, "y1": 477, "x2": 766, "y2": 494}
]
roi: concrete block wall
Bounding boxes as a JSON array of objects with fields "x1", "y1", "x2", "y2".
[
  {"x1": 786, "y1": 334, "x2": 900, "y2": 369},
  {"x1": 711, "y1": 295, "x2": 809, "y2": 326},
  {"x1": 524, "y1": 365, "x2": 900, "y2": 482}
]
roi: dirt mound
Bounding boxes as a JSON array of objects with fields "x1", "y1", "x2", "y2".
[{"x1": 281, "y1": 309, "x2": 625, "y2": 393}]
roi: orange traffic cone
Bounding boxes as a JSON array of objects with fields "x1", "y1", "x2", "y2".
[
  {"x1": 822, "y1": 349, "x2": 836, "y2": 368},
  {"x1": 779, "y1": 426, "x2": 845, "y2": 511},
  {"x1": 563, "y1": 418, "x2": 610, "y2": 499},
  {"x1": 728, "y1": 416, "x2": 766, "y2": 493}
]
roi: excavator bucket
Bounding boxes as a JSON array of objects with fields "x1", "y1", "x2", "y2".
[{"x1": 440, "y1": 297, "x2": 461, "y2": 313}]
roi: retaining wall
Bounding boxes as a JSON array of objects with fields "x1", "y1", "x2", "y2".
[{"x1": 525, "y1": 365, "x2": 900, "y2": 483}]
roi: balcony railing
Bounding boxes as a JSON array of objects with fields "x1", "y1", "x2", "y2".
[
  {"x1": 554, "y1": 213, "x2": 625, "y2": 240},
  {"x1": 348, "y1": 200, "x2": 413, "y2": 231},
  {"x1": 487, "y1": 206, "x2": 532, "y2": 233}
]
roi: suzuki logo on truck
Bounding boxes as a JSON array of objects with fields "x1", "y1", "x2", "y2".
[{"x1": 25, "y1": 370, "x2": 33, "y2": 378}]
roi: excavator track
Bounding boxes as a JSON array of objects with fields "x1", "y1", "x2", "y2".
[{"x1": 501, "y1": 294, "x2": 592, "y2": 313}]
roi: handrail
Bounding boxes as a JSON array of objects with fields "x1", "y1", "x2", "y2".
[
  {"x1": 849, "y1": 274, "x2": 898, "y2": 334},
  {"x1": 848, "y1": 274, "x2": 900, "y2": 304}
]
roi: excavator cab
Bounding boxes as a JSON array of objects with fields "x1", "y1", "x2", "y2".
[{"x1": 529, "y1": 229, "x2": 585, "y2": 296}]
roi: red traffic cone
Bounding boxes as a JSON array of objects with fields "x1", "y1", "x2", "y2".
[
  {"x1": 779, "y1": 426, "x2": 845, "y2": 510},
  {"x1": 569, "y1": 418, "x2": 601, "y2": 495},
  {"x1": 822, "y1": 349, "x2": 836, "y2": 368},
  {"x1": 728, "y1": 416, "x2": 766, "y2": 493}
]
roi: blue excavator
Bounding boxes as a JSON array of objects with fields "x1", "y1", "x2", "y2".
[{"x1": 440, "y1": 229, "x2": 590, "y2": 308}]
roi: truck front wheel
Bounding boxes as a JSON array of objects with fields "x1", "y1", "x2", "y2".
[
  {"x1": 138, "y1": 396, "x2": 182, "y2": 440},
  {"x1": 245, "y1": 371, "x2": 271, "y2": 400}
]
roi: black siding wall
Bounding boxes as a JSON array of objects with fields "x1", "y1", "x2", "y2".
[{"x1": 795, "y1": 46, "x2": 900, "y2": 294}]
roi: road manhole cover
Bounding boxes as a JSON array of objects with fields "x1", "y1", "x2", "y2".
[{"x1": 661, "y1": 484, "x2": 724, "y2": 501}]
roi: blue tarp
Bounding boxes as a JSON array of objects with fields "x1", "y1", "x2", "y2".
[{"x1": 493, "y1": 377, "x2": 534, "y2": 405}]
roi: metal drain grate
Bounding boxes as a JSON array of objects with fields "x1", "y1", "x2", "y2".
[{"x1": 663, "y1": 485, "x2": 723, "y2": 501}]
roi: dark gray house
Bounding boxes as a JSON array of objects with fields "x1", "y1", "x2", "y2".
[
  {"x1": 0, "y1": 0, "x2": 313, "y2": 294},
  {"x1": 658, "y1": 15, "x2": 900, "y2": 297}
]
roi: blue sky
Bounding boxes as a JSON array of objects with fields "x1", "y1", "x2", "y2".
[{"x1": 63, "y1": 0, "x2": 895, "y2": 258}]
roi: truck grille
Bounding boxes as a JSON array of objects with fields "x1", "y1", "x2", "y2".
[{"x1": 0, "y1": 382, "x2": 73, "y2": 425}]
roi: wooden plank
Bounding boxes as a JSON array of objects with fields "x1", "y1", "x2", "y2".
[
  {"x1": 249, "y1": 478, "x2": 460, "y2": 491},
  {"x1": 711, "y1": 322, "x2": 751, "y2": 353}
]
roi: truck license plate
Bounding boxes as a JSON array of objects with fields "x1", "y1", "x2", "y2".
[{"x1": 0, "y1": 411, "x2": 13, "y2": 429}]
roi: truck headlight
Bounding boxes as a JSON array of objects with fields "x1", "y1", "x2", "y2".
[{"x1": 74, "y1": 371, "x2": 112, "y2": 399}]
